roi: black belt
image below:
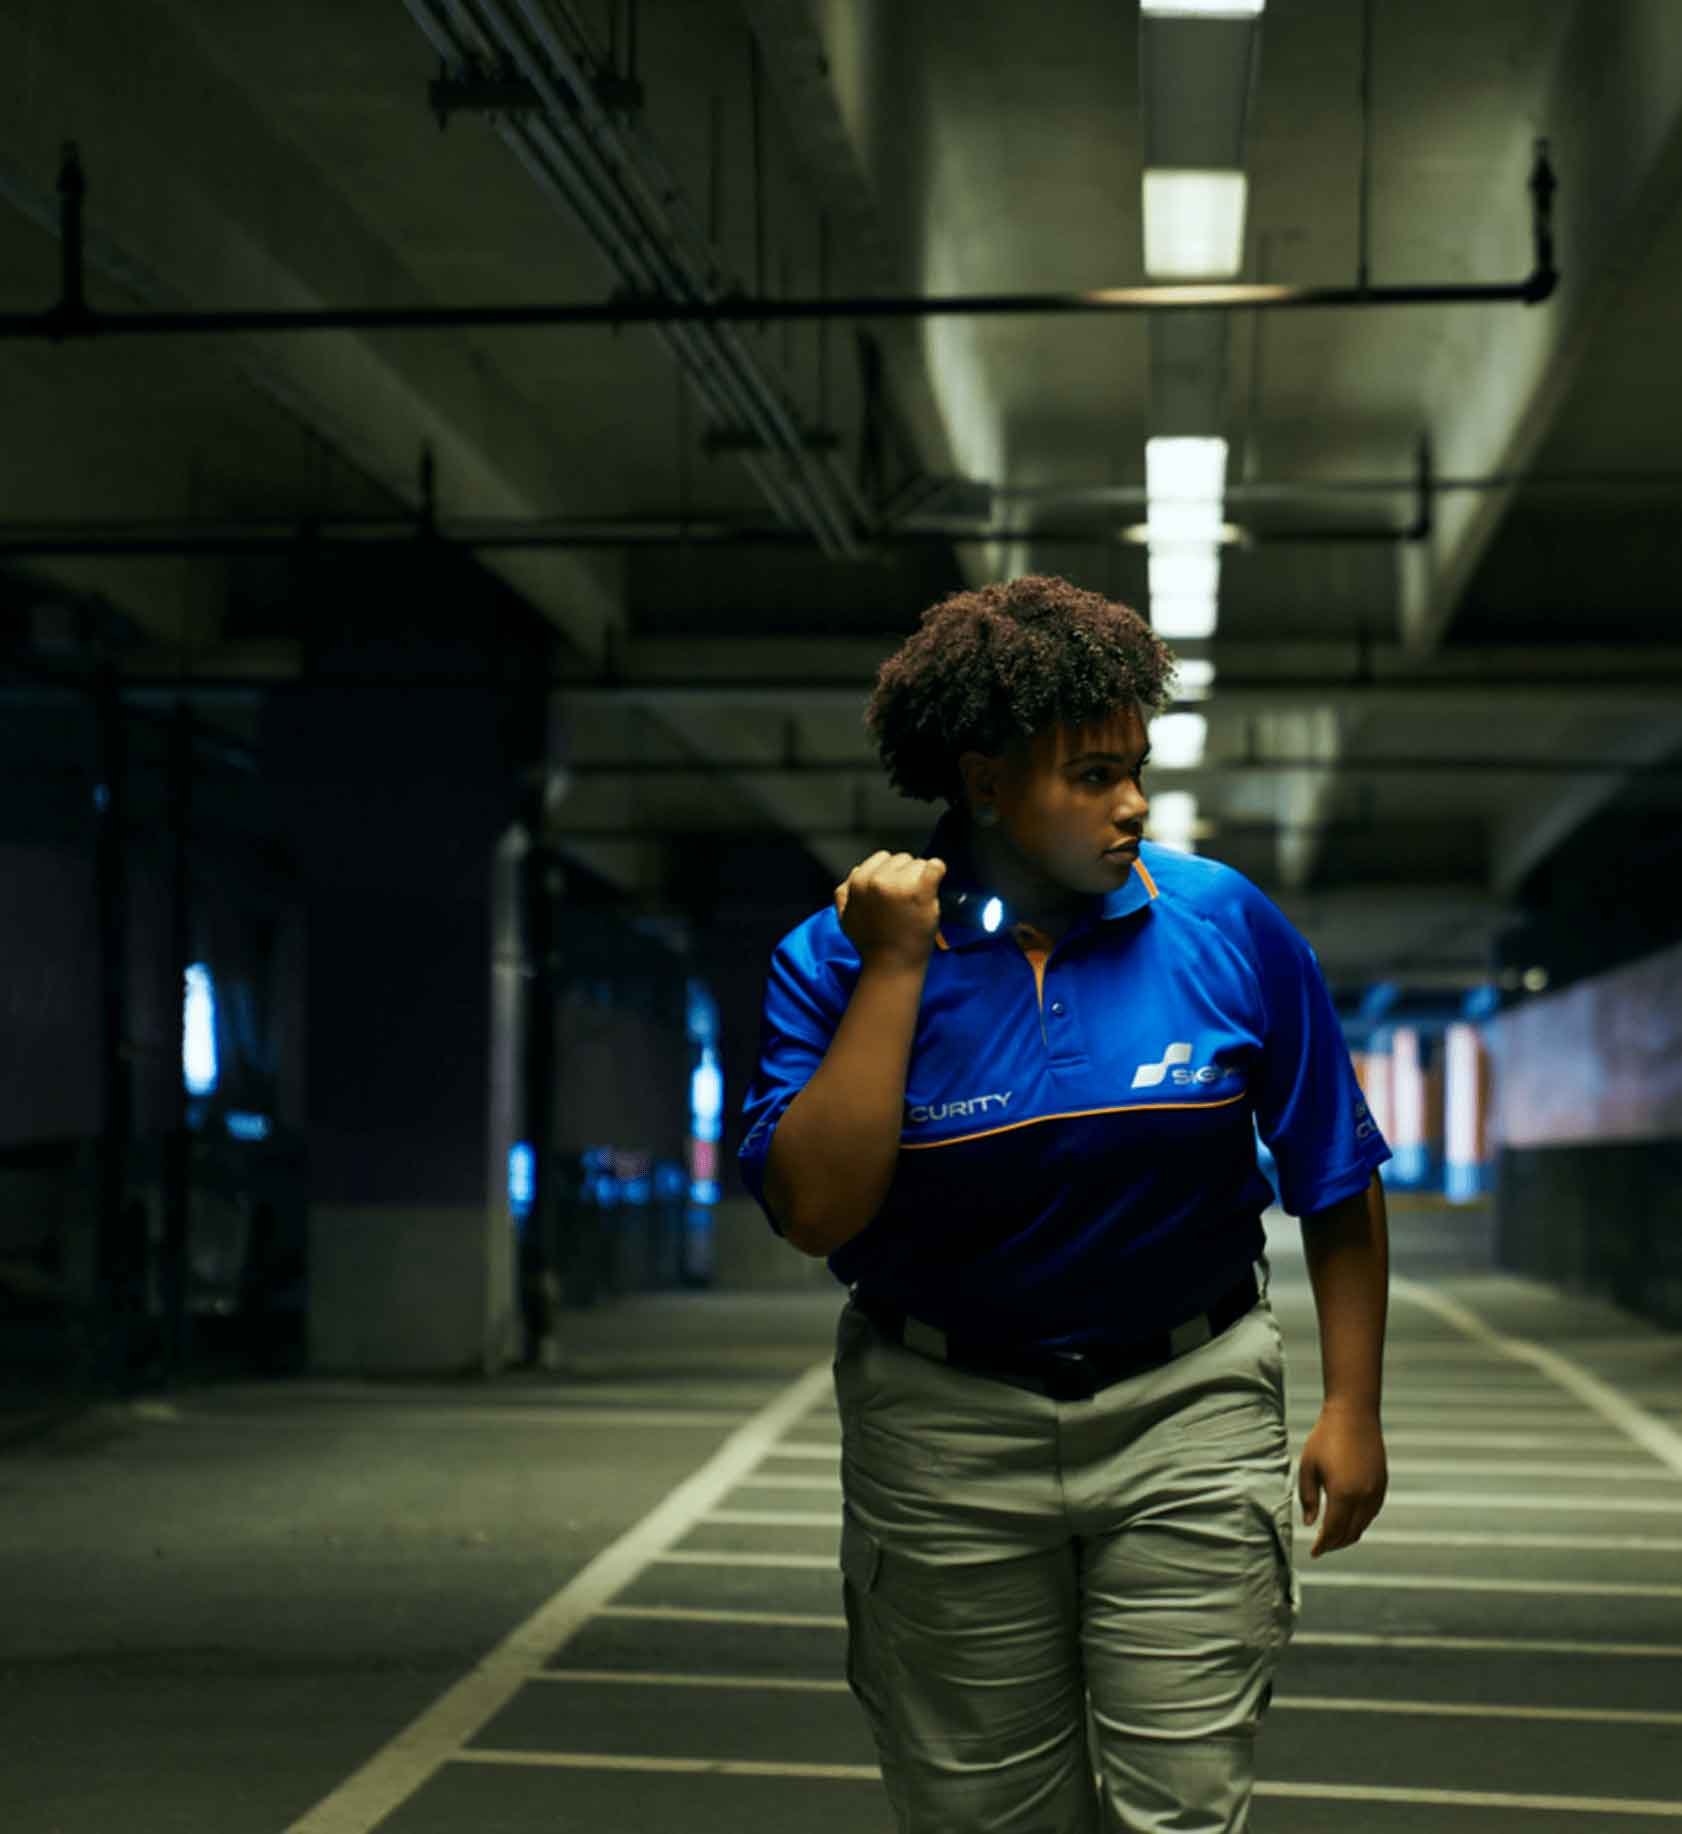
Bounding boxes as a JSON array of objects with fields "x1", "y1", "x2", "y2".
[{"x1": 850, "y1": 1268, "x2": 1260, "y2": 1403}]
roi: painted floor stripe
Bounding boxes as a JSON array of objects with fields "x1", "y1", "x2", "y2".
[
  {"x1": 281, "y1": 1360, "x2": 834, "y2": 1834},
  {"x1": 770, "y1": 1440, "x2": 1671, "y2": 1478},
  {"x1": 703, "y1": 1509, "x2": 1682, "y2": 1552},
  {"x1": 441, "y1": 1750, "x2": 1682, "y2": 1814},
  {"x1": 601, "y1": 1603, "x2": 845, "y2": 1628},
  {"x1": 597, "y1": 1603, "x2": 1682, "y2": 1657},
  {"x1": 1393, "y1": 1276, "x2": 1682, "y2": 1478},
  {"x1": 657, "y1": 1549, "x2": 1682, "y2": 1597},
  {"x1": 1251, "y1": 1780, "x2": 1682, "y2": 1817},
  {"x1": 451, "y1": 1749, "x2": 877, "y2": 1780},
  {"x1": 1296, "y1": 1630, "x2": 1682, "y2": 1658},
  {"x1": 188, "y1": 1404, "x2": 754, "y2": 1431},
  {"x1": 530, "y1": 1670, "x2": 1682, "y2": 1728},
  {"x1": 735, "y1": 1476, "x2": 1682, "y2": 1514}
]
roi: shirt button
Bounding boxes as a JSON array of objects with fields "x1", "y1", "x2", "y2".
[{"x1": 1050, "y1": 1000, "x2": 1066, "y2": 1016}]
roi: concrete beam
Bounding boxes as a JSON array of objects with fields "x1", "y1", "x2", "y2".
[
  {"x1": 1490, "y1": 710, "x2": 1682, "y2": 898},
  {"x1": 1399, "y1": 0, "x2": 1682, "y2": 660},
  {"x1": 0, "y1": 0, "x2": 623, "y2": 660}
]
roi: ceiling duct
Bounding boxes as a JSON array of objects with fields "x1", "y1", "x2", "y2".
[{"x1": 401, "y1": 0, "x2": 866, "y2": 559}]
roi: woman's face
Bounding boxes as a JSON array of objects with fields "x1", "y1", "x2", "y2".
[{"x1": 958, "y1": 703, "x2": 1152, "y2": 916}]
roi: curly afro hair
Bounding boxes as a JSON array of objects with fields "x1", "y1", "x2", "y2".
[{"x1": 863, "y1": 574, "x2": 1178, "y2": 805}]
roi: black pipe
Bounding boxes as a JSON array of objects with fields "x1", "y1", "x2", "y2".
[
  {"x1": 7, "y1": 144, "x2": 1558, "y2": 344},
  {"x1": 8, "y1": 670, "x2": 1679, "y2": 705},
  {"x1": 0, "y1": 518, "x2": 1426, "y2": 556},
  {"x1": 556, "y1": 755, "x2": 1682, "y2": 779}
]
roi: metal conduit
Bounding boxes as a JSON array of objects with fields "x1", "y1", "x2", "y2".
[
  {"x1": 8, "y1": 673, "x2": 1678, "y2": 709},
  {"x1": 496, "y1": 0, "x2": 872, "y2": 539},
  {"x1": 448, "y1": 0, "x2": 860, "y2": 554},
  {"x1": 4, "y1": 463, "x2": 1671, "y2": 561},
  {"x1": 403, "y1": 0, "x2": 837, "y2": 548},
  {"x1": 0, "y1": 517, "x2": 1422, "y2": 558},
  {"x1": 1, "y1": 145, "x2": 1558, "y2": 342}
]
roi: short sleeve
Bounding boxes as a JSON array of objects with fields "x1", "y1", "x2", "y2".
[
  {"x1": 1240, "y1": 888, "x2": 1391, "y2": 1217},
  {"x1": 737, "y1": 920, "x2": 855, "y2": 1235}
]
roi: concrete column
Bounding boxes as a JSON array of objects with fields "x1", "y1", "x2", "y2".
[
  {"x1": 263, "y1": 636, "x2": 536, "y2": 1375},
  {"x1": 1444, "y1": 1023, "x2": 1492, "y2": 1203},
  {"x1": 1388, "y1": 1027, "x2": 1443, "y2": 1190}
]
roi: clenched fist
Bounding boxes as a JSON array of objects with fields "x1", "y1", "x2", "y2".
[{"x1": 834, "y1": 852, "x2": 948, "y2": 972}]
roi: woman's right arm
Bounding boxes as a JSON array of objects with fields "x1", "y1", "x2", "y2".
[
  {"x1": 763, "y1": 957, "x2": 930, "y2": 1257},
  {"x1": 762, "y1": 851, "x2": 946, "y2": 1258}
]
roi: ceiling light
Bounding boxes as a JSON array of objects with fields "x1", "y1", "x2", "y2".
[
  {"x1": 1173, "y1": 658, "x2": 1216, "y2": 699},
  {"x1": 1149, "y1": 545, "x2": 1220, "y2": 601},
  {"x1": 1148, "y1": 711, "x2": 1207, "y2": 768},
  {"x1": 1147, "y1": 790, "x2": 1200, "y2": 854},
  {"x1": 1148, "y1": 595, "x2": 1219, "y2": 639},
  {"x1": 1121, "y1": 520, "x2": 1245, "y2": 545},
  {"x1": 1141, "y1": 1, "x2": 1264, "y2": 16},
  {"x1": 1146, "y1": 436, "x2": 1228, "y2": 502},
  {"x1": 1142, "y1": 170, "x2": 1249, "y2": 278}
]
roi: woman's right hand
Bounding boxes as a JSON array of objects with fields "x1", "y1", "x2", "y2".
[{"x1": 834, "y1": 852, "x2": 948, "y2": 971}]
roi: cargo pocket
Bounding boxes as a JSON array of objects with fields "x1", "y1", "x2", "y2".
[
  {"x1": 839, "y1": 1505, "x2": 889, "y2": 1730},
  {"x1": 1267, "y1": 1500, "x2": 1302, "y2": 1651}
]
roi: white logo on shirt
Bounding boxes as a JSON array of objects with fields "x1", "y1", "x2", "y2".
[
  {"x1": 905, "y1": 1090, "x2": 1013, "y2": 1125},
  {"x1": 1132, "y1": 1043, "x2": 1226, "y2": 1089}
]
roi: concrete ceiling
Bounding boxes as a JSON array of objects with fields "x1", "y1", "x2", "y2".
[{"x1": 4, "y1": 0, "x2": 1682, "y2": 990}]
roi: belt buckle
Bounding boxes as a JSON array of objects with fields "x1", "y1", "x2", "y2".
[{"x1": 1043, "y1": 1349, "x2": 1097, "y2": 1402}]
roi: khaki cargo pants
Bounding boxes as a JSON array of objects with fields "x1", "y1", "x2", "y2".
[{"x1": 833, "y1": 1265, "x2": 1300, "y2": 1833}]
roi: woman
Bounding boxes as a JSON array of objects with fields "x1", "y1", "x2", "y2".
[{"x1": 738, "y1": 574, "x2": 1391, "y2": 1832}]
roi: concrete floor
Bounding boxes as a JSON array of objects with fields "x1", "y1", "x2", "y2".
[{"x1": 4, "y1": 1207, "x2": 1682, "y2": 1833}]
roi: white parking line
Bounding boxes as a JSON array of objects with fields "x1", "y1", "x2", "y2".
[
  {"x1": 602, "y1": 1603, "x2": 844, "y2": 1628},
  {"x1": 703, "y1": 1509, "x2": 1682, "y2": 1552},
  {"x1": 597, "y1": 1602, "x2": 1682, "y2": 1658},
  {"x1": 1252, "y1": 1780, "x2": 1682, "y2": 1817},
  {"x1": 1296, "y1": 1630, "x2": 1682, "y2": 1658},
  {"x1": 529, "y1": 1670, "x2": 1682, "y2": 1729},
  {"x1": 441, "y1": 1749, "x2": 1682, "y2": 1815},
  {"x1": 736, "y1": 1473, "x2": 1682, "y2": 1512},
  {"x1": 760, "y1": 1443, "x2": 1677, "y2": 1480},
  {"x1": 1393, "y1": 1277, "x2": 1682, "y2": 1478},
  {"x1": 281, "y1": 1360, "x2": 834, "y2": 1834},
  {"x1": 656, "y1": 1549, "x2": 1682, "y2": 1598}
]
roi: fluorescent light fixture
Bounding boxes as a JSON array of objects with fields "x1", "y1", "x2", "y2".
[
  {"x1": 1147, "y1": 435, "x2": 1228, "y2": 503},
  {"x1": 1149, "y1": 595, "x2": 1219, "y2": 639},
  {"x1": 1173, "y1": 658, "x2": 1216, "y2": 699},
  {"x1": 1121, "y1": 520, "x2": 1244, "y2": 545},
  {"x1": 1147, "y1": 790, "x2": 1200, "y2": 854},
  {"x1": 1148, "y1": 711, "x2": 1207, "y2": 768},
  {"x1": 1142, "y1": 170, "x2": 1249, "y2": 278},
  {"x1": 1149, "y1": 544, "x2": 1220, "y2": 601},
  {"x1": 1141, "y1": 1, "x2": 1264, "y2": 16},
  {"x1": 1144, "y1": 502, "x2": 1227, "y2": 545}
]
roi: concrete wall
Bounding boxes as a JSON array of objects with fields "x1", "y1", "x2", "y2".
[{"x1": 1491, "y1": 936, "x2": 1682, "y2": 1330}]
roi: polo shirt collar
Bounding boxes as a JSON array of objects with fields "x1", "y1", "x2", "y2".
[{"x1": 922, "y1": 805, "x2": 1158, "y2": 951}]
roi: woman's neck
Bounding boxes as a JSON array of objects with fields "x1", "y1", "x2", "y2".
[{"x1": 967, "y1": 821, "x2": 1084, "y2": 938}]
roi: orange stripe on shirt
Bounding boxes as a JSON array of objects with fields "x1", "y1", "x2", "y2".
[{"x1": 899, "y1": 1089, "x2": 1248, "y2": 1149}]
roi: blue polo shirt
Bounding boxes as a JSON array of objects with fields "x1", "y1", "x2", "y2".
[{"x1": 738, "y1": 806, "x2": 1390, "y2": 1352}]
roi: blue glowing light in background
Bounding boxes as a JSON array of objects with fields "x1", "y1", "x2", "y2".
[
  {"x1": 508, "y1": 1141, "x2": 535, "y2": 1218},
  {"x1": 183, "y1": 963, "x2": 220, "y2": 1097}
]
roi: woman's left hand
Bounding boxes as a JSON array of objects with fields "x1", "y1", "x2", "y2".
[{"x1": 1297, "y1": 1402, "x2": 1388, "y2": 1558}]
